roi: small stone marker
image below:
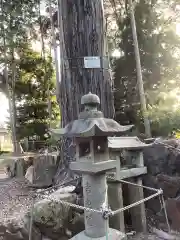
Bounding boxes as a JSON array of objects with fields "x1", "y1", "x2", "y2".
[{"x1": 25, "y1": 165, "x2": 35, "y2": 184}]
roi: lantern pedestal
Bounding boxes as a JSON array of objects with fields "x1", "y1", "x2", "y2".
[
  {"x1": 70, "y1": 228, "x2": 126, "y2": 239},
  {"x1": 70, "y1": 174, "x2": 126, "y2": 239},
  {"x1": 70, "y1": 167, "x2": 126, "y2": 239}
]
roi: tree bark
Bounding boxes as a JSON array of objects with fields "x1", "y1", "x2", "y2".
[
  {"x1": 59, "y1": 0, "x2": 114, "y2": 124},
  {"x1": 55, "y1": 0, "x2": 115, "y2": 183}
]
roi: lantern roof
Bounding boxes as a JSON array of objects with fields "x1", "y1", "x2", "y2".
[
  {"x1": 51, "y1": 93, "x2": 133, "y2": 138},
  {"x1": 108, "y1": 136, "x2": 152, "y2": 150}
]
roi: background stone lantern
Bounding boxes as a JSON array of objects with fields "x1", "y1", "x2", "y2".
[
  {"x1": 107, "y1": 136, "x2": 152, "y2": 233},
  {"x1": 51, "y1": 92, "x2": 133, "y2": 239}
]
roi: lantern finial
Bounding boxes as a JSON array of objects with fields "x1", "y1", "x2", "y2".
[{"x1": 81, "y1": 92, "x2": 100, "y2": 106}]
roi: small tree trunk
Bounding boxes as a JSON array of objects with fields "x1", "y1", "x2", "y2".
[
  {"x1": 11, "y1": 61, "x2": 20, "y2": 153},
  {"x1": 55, "y1": 0, "x2": 114, "y2": 183}
]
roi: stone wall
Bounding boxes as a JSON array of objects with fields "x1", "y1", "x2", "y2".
[
  {"x1": 143, "y1": 139, "x2": 180, "y2": 231},
  {"x1": 32, "y1": 154, "x2": 58, "y2": 187},
  {"x1": 11, "y1": 153, "x2": 59, "y2": 188}
]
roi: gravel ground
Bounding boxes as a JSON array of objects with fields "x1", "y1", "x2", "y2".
[
  {"x1": 0, "y1": 176, "x2": 36, "y2": 225},
  {"x1": 128, "y1": 233, "x2": 160, "y2": 239},
  {"x1": 0, "y1": 176, "x2": 180, "y2": 240},
  {"x1": 128, "y1": 231, "x2": 180, "y2": 239}
]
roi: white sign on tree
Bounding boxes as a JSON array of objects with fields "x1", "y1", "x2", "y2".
[{"x1": 84, "y1": 56, "x2": 101, "y2": 69}]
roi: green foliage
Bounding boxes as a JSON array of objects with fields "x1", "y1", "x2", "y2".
[
  {"x1": 0, "y1": 0, "x2": 39, "y2": 55},
  {"x1": 15, "y1": 45, "x2": 59, "y2": 141},
  {"x1": 0, "y1": 0, "x2": 60, "y2": 146},
  {"x1": 147, "y1": 87, "x2": 180, "y2": 136},
  {"x1": 110, "y1": 0, "x2": 180, "y2": 136},
  {"x1": 148, "y1": 106, "x2": 180, "y2": 137}
]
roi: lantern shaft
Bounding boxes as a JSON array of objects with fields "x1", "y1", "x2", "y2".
[{"x1": 83, "y1": 174, "x2": 107, "y2": 238}]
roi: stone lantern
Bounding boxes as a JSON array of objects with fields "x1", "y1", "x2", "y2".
[
  {"x1": 107, "y1": 136, "x2": 152, "y2": 233},
  {"x1": 51, "y1": 92, "x2": 133, "y2": 240}
]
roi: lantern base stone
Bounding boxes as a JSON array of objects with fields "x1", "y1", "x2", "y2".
[{"x1": 70, "y1": 229, "x2": 126, "y2": 239}]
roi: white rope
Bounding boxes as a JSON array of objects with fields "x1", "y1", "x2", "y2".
[
  {"x1": 159, "y1": 194, "x2": 171, "y2": 233},
  {"x1": 111, "y1": 189, "x2": 162, "y2": 216},
  {"x1": 120, "y1": 179, "x2": 159, "y2": 192},
  {"x1": 0, "y1": 152, "x2": 59, "y2": 160},
  {"x1": 108, "y1": 177, "x2": 160, "y2": 192},
  {"x1": 36, "y1": 179, "x2": 163, "y2": 218},
  {"x1": 44, "y1": 195, "x2": 103, "y2": 214}
]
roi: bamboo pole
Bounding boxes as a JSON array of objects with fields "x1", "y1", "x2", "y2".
[{"x1": 129, "y1": 0, "x2": 151, "y2": 138}]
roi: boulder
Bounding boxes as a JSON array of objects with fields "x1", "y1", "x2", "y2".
[
  {"x1": 29, "y1": 187, "x2": 77, "y2": 239},
  {"x1": 143, "y1": 142, "x2": 177, "y2": 176},
  {"x1": 0, "y1": 224, "x2": 8, "y2": 239},
  {"x1": 142, "y1": 173, "x2": 180, "y2": 214},
  {"x1": 142, "y1": 140, "x2": 180, "y2": 230},
  {"x1": 143, "y1": 140, "x2": 180, "y2": 176},
  {"x1": 0, "y1": 221, "x2": 41, "y2": 240},
  {"x1": 23, "y1": 214, "x2": 42, "y2": 240},
  {"x1": 152, "y1": 228, "x2": 176, "y2": 240},
  {"x1": 156, "y1": 174, "x2": 180, "y2": 199},
  {"x1": 166, "y1": 198, "x2": 180, "y2": 231},
  {"x1": 68, "y1": 213, "x2": 85, "y2": 237}
]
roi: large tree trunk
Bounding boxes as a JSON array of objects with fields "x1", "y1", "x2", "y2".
[{"x1": 55, "y1": 0, "x2": 115, "y2": 183}]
